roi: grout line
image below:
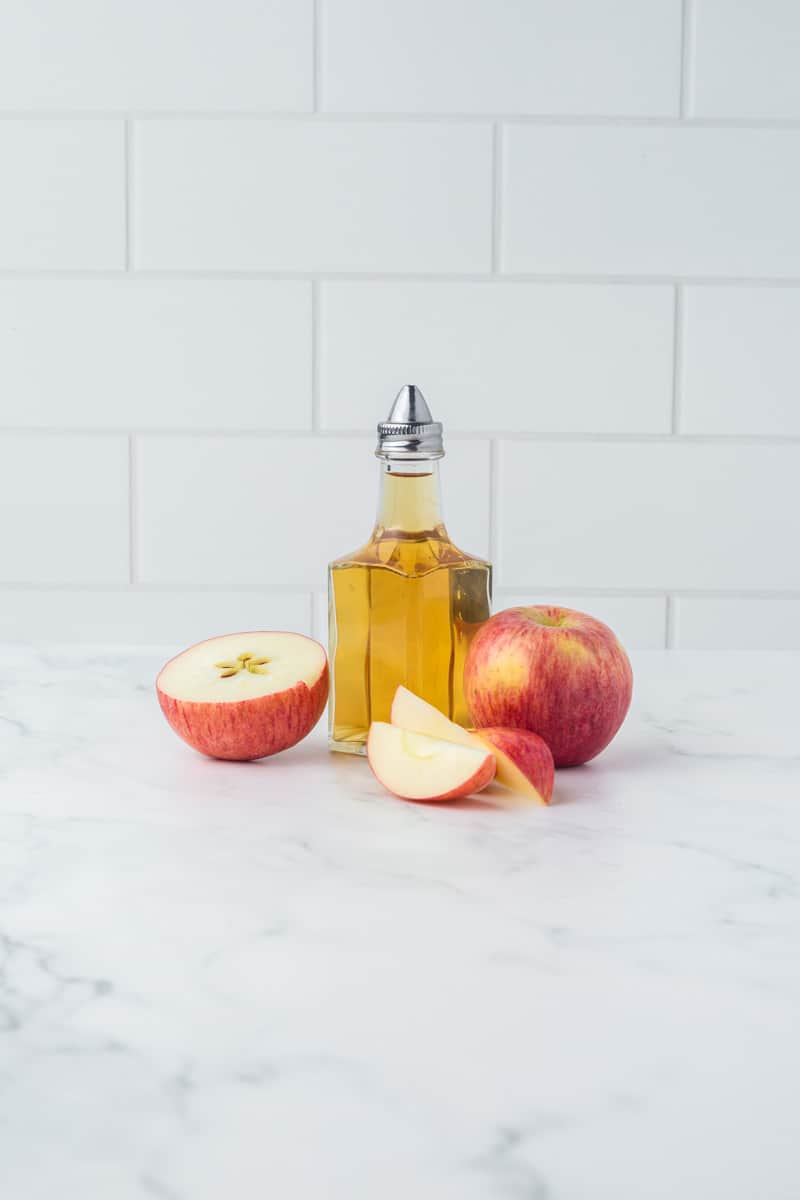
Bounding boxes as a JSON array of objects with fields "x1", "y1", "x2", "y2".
[
  {"x1": 2, "y1": 269, "x2": 800, "y2": 287},
  {"x1": 680, "y1": 0, "x2": 695, "y2": 120},
  {"x1": 2, "y1": 581, "x2": 799, "y2": 600},
  {"x1": 128, "y1": 435, "x2": 137, "y2": 583},
  {"x1": 0, "y1": 582, "x2": 328, "y2": 595},
  {"x1": 123, "y1": 120, "x2": 132, "y2": 270},
  {"x1": 491, "y1": 124, "x2": 502, "y2": 272},
  {"x1": 665, "y1": 595, "x2": 677, "y2": 648},
  {"x1": 312, "y1": 0, "x2": 322, "y2": 112},
  {"x1": 2, "y1": 111, "x2": 800, "y2": 128},
  {"x1": 671, "y1": 284, "x2": 684, "y2": 434},
  {"x1": 493, "y1": 587, "x2": 800, "y2": 601},
  {"x1": 4, "y1": 428, "x2": 800, "y2": 445},
  {"x1": 310, "y1": 280, "x2": 321, "y2": 430}
]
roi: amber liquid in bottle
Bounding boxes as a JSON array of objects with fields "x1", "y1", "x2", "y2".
[{"x1": 328, "y1": 461, "x2": 492, "y2": 753}]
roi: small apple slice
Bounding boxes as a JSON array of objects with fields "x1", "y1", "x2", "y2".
[
  {"x1": 156, "y1": 631, "x2": 328, "y2": 761},
  {"x1": 367, "y1": 722, "x2": 495, "y2": 802},
  {"x1": 471, "y1": 727, "x2": 554, "y2": 805},
  {"x1": 390, "y1": 685, "x2": 481, "y2": 749},
  {"x1": 389, "y1": 688, "x2": 552, "y2": 805}
]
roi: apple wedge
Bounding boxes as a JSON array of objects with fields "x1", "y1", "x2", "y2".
[
  {"x1": 391, "y1": 686, "x2": 554, "y2": 804},
  {"x1": 367, "y1": 722, "x2": 495, "y2": 802},
  {"x1": 471, "y1": 727, "x2": 554, "y2": 805},
  {"x1": 157, "y1": 631, "x2": 328, "y2": 761},
  {"x1": 390, "y1": 685, "x2": 482, "y2": 750}
]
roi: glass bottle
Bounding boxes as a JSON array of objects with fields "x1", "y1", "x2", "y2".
[{"x1": 328, "y1": 385, "x2": 492, "y2": 754}]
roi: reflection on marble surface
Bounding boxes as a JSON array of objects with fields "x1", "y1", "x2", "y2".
[{"x1": 1, "y1": 646, "x2": 798, "y2": 1199}]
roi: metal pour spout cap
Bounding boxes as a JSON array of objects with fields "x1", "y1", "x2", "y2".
[{"x1": 376, "y1": 385, "x2": 444, "y2": 460}]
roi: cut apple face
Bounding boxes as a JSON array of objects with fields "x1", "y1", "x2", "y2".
[
  {"x1": 156, "y1": 631, "x2": 328, "y2": 761},
  {"x1": 390, "y1": 685, "x2": 482, "y2": 750},
  {"x1": 367, "y1": 722, "x2": 495, "y2": 802}
]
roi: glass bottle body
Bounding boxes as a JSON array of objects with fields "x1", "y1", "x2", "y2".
[{"x1": 328, "y1": 461, "x2": 492, "y2": 754}]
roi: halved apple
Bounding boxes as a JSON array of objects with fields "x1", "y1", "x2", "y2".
[
  {"x1": 471, "y1": 727, "x2": 554, "y2": 805},
  {"x1": 390, "y1": 685, "x2": 482, "y2": 750},
  {"x1": 367, "y1": 722, "x2": 495, "y2": 802},
  {"x1": 156, "y1": 631, "x2": 328, "y2": 761}
]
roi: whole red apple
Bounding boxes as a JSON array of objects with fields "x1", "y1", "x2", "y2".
[{"x1": 464, "y1": 607, "x2": 632, "y2": 767}]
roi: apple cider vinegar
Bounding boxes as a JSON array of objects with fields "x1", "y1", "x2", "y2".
[{"x1": 328, "y1": 387, "x2": 492, "y2": 754}]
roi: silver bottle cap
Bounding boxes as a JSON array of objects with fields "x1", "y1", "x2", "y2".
[{"x1": 375, "y1": 385, "x2": 444, "y2": 460}]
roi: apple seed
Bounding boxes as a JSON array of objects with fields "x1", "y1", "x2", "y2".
[{"x1": 214, "y1": 653, "x2": 271, "y2": 679}]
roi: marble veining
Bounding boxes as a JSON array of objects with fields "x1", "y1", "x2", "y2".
[{"x1": 1, "y1": 646, "x2": 799, "y2": 1199}]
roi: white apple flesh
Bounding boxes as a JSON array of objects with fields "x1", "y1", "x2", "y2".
[
  {"x1": 156, "y1": 631, "x2": 328, "y2": 761},
  {"x1": 367, "y1": 722, "x2": 495, "y2": 802},
  {"x1": 390, "y1": 685, "x2": 482, "y2": 749}
]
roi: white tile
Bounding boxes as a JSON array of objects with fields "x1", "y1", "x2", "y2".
[
  {"x1": 134, "y1": 121, "x2": 492, "y2": 272},
  {"x1": 0, "y1": 588, "x2": 313, "y2": 645},
  {"x1": 498, "y1": 441, "x2": 800, "y2": 591},
  {"x1": 0, "y1": 280, "x2": 311, "y2": 431},
  {"x1": 675, "y1": 597, "x2": 800, "y2": 650},
  {"x1": 321, "y1": 282, "x2": 673, "y2": 434},
  {"x1": 0, "y1": 121, "x2": 123, "y2": 269},
  {"x1": 0, "y1": 434, "x2": 129, "y2": 583},
  {"x1": 494, "y1": 593, "x2": 667, "y2": 651},
  {"x1": 693, "y1": 0, "x2": 800, "y2": 119},
  {"x1": 312, "y1": 590, "x2": 332, "y2": 721},
  {"x1": 0, "y1": 0, "x2": 311, "y2": 111},
  {"x1": 137, "y1": 437, "x2": 490, "y2": 586},
  {"x1": 682, "y1": 287, "x2": 800, "y2": 436},
  {"x1": 503, "y1": 126, "x2": 800, "y2": 278},
  {"x1": 313, "y1": 591, "x2": 329, "y2": 646},
  {"x1": 323, "y1": 0, "x2": 680, "y2": 116}
]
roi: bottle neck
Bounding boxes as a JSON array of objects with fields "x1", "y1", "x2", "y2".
[{"x1": 373, "y1": 460, "x2": 447, "y2": 538}]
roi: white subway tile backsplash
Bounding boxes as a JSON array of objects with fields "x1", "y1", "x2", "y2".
[
  {"x1": 675, "y1": 597, "x2": 800, "y2": 650},
  {"x1": 498, "y1": 442, "x2": 800, "y2": 591},
  {"x1": 137, "y1": 437, "x2": 490, "y2": 587},
  {"x1": 493, "y1": 593, "x2": 668, "y2": 652},
  {"x1": 692, "y1": 0, "x2": 800, "y2": 119},
  {"x1": 503, "y1": 127, "x2": 800, "y2": 278},
  {"x1": 0, "y1": 280, "x2": 311, "y2": 431},
  {"x1": 0, "y1": 0, "x2": 311, "y2": 112},
  {"x1": 0, "y1": 588, "x2": 312, "y2": 645},
  {"x1": 134, "y1": 122, "x2": 492, "y2": 272},
  {"x1": 0, "y1": 6, "x2": 794, "y2": 649},
  {"x1": 0, "y1": 435, "x2": 129, "y2": 583},
  {"x1": 323, "y1": 0, "x2": 681, "y2": 117},
  {"x1": 682, "y1": 287, "x2": 800, "y2": 436},
  {"x1": 321, "y1": 282, "x2": 673, "y2": 434},
  {"x1": 0, "y1": 121, "x2": 124, "y2": 269}
]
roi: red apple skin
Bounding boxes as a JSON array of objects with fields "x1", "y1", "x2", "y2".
[
  {"x1": 472, "y1": 727, "x2": 555, "y2": 804},
  {"x1": 464, "y1": 607, "x2": 632, "y2": 768},
  {"x1": 156, "y1": 633, "x2": 328, "y2": 761}
]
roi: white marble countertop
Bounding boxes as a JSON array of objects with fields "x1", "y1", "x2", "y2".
[{"x1": 1, "y1": 646, "x2": 798, "y2": 1200}]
